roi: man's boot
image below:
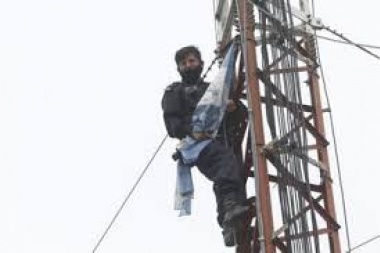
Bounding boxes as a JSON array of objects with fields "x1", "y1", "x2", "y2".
[
  {"x1": 221, "y1": 198, "x2": 250, "y2": 247},
  {"x1": 222, "y1": 227, "x2": 235, "y2": 247},
  {"x1": 224, "y1": 218, "x2": 252, "y2": 247}
]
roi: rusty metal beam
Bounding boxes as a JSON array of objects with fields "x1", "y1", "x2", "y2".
[
  {"x1": 277, "y1": 228, "x2": 331, "y2": 241},
  {"x1": 264, "y1": 51, "x2": 289, "y2": 71},
  {"x1": 267, "y1": 66, "x2": 309, "y2": 75},
  {"x1": 235, "y1": 0, "x2": 275, "y2": 252},
  {"x1": 248, "y1": 171, "x2": 323, "y2": 193},
  {"x1": 260, "y1": 96, "x2": 314, "y2": 112},
  {"x1": 240, "y1": 94, "x2": 314, "y2": 112}
]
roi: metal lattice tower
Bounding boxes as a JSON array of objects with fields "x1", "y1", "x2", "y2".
[{"x1": 212, "y1": 0, "x2": 342, "y2": 252}]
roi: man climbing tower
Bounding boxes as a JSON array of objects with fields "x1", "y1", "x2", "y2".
[{"x1": 161, "y1": 45, "x2": 249, "y2": 246}]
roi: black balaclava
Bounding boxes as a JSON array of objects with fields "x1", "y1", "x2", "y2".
[{"x1": 179, "y1": 64, "x2": 203, "y2": 84}]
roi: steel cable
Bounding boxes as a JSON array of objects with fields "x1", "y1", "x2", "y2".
[
  {"x1": 322, "y1": 26, "x2": 380, "y2": 61},
  {"x1": 314, "y1": 32, "x2": 353, "y2": 252},
  {"x1": 309, "y1": 0, "x2": 353, "y2": 249},
  {"x1": 316, "y1": 34, "x2": 380, "y2": 50},
  {"x1": 349, "y1": 234, "x2": 380, "y2": 252},
  {"x1": 92, "y1": 134, "x2": 168, "y2": 253}
]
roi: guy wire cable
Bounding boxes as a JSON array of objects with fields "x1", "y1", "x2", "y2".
[
  {"x1": 311, "y1": 0, "x2": 380, "y2": 52},
  {"x1": 311, "y1": 2, "x2": 352, "y2": 250},
  {"x1": 92, "y1": 134, "x2": 168, "y2": 253},
  {"x1": 322, "y1": 26, "x2": 380, "y2": 61},
  {"x1": 317, "y1": 42, "x2": 353, "y2": 252},
  {"x1": 315, "y1": 34, "x2": 380, "y2": 50},
  {"x1": 348, "y1": 234, "x2": 380, "y2": 252},
  {"x1": 310, "y1": 2, "x2": 354, "y2": 252}
]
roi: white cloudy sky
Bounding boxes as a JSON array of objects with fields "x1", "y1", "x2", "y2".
[{"x1": 1, "y1": 1, "x2": 380, "y2": 253}]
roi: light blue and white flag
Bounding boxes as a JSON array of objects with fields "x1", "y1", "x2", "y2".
[{"x1": 191, "y1": 42, "x2": 236, "y2": 137}]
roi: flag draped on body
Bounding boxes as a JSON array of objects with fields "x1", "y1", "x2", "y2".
[{"x1": 191, "y1": 42, "x2": 236, "y2": 137}]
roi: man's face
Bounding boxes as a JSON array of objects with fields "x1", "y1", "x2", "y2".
[
  {"x1": 178, "y1": 54, "x2": 202, "y2": 72},
  {"x1": 177, "y1": 53, "x2": 203, "y2": 83}
]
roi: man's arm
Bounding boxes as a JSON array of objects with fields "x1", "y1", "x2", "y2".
[
  {"x1": 162, "y1": 112, "x2": 191, "y2": 139},
  {"x1": 161, "y1": 83, "x2": 191, "y2": 139}
]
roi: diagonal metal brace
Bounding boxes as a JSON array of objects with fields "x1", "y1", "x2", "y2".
[
  {"x1": 257, "y1": 70, "x2": 329, "y2": 147},
  {"x1": 265, "y1": 152, "x2": 340, "y2": 230}
]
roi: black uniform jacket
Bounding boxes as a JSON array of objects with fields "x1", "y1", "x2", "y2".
[
  {"x1": 161, "y1": 81, "x2": 209, "y2": 139},
  {"x1": 162, "y1": 80, "x2": 248, "y2": 142}
]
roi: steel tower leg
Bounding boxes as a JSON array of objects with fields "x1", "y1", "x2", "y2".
[
  {"x1": 299, "y1": 1, "x2": 342, "y2": 252},
  {"x1": 236, "y1": 0, "x2": 275, "y2": 252}
]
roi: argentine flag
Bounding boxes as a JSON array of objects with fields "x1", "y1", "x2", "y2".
[{"x1": 192, "y1": 42, "x2": 236, "y2": 137}]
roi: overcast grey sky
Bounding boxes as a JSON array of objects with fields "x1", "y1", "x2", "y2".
[{"x1": 1, "y1": 1, "x2": 380, "y2": 253}]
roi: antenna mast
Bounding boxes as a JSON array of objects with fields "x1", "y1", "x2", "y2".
[{"x1": 213, "y1": 0, "x2": 342, "y2": 252}]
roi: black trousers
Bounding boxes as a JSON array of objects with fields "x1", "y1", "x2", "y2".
[{"x1": 195, "y1": 140, "x2": 246, "y2": 227}]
